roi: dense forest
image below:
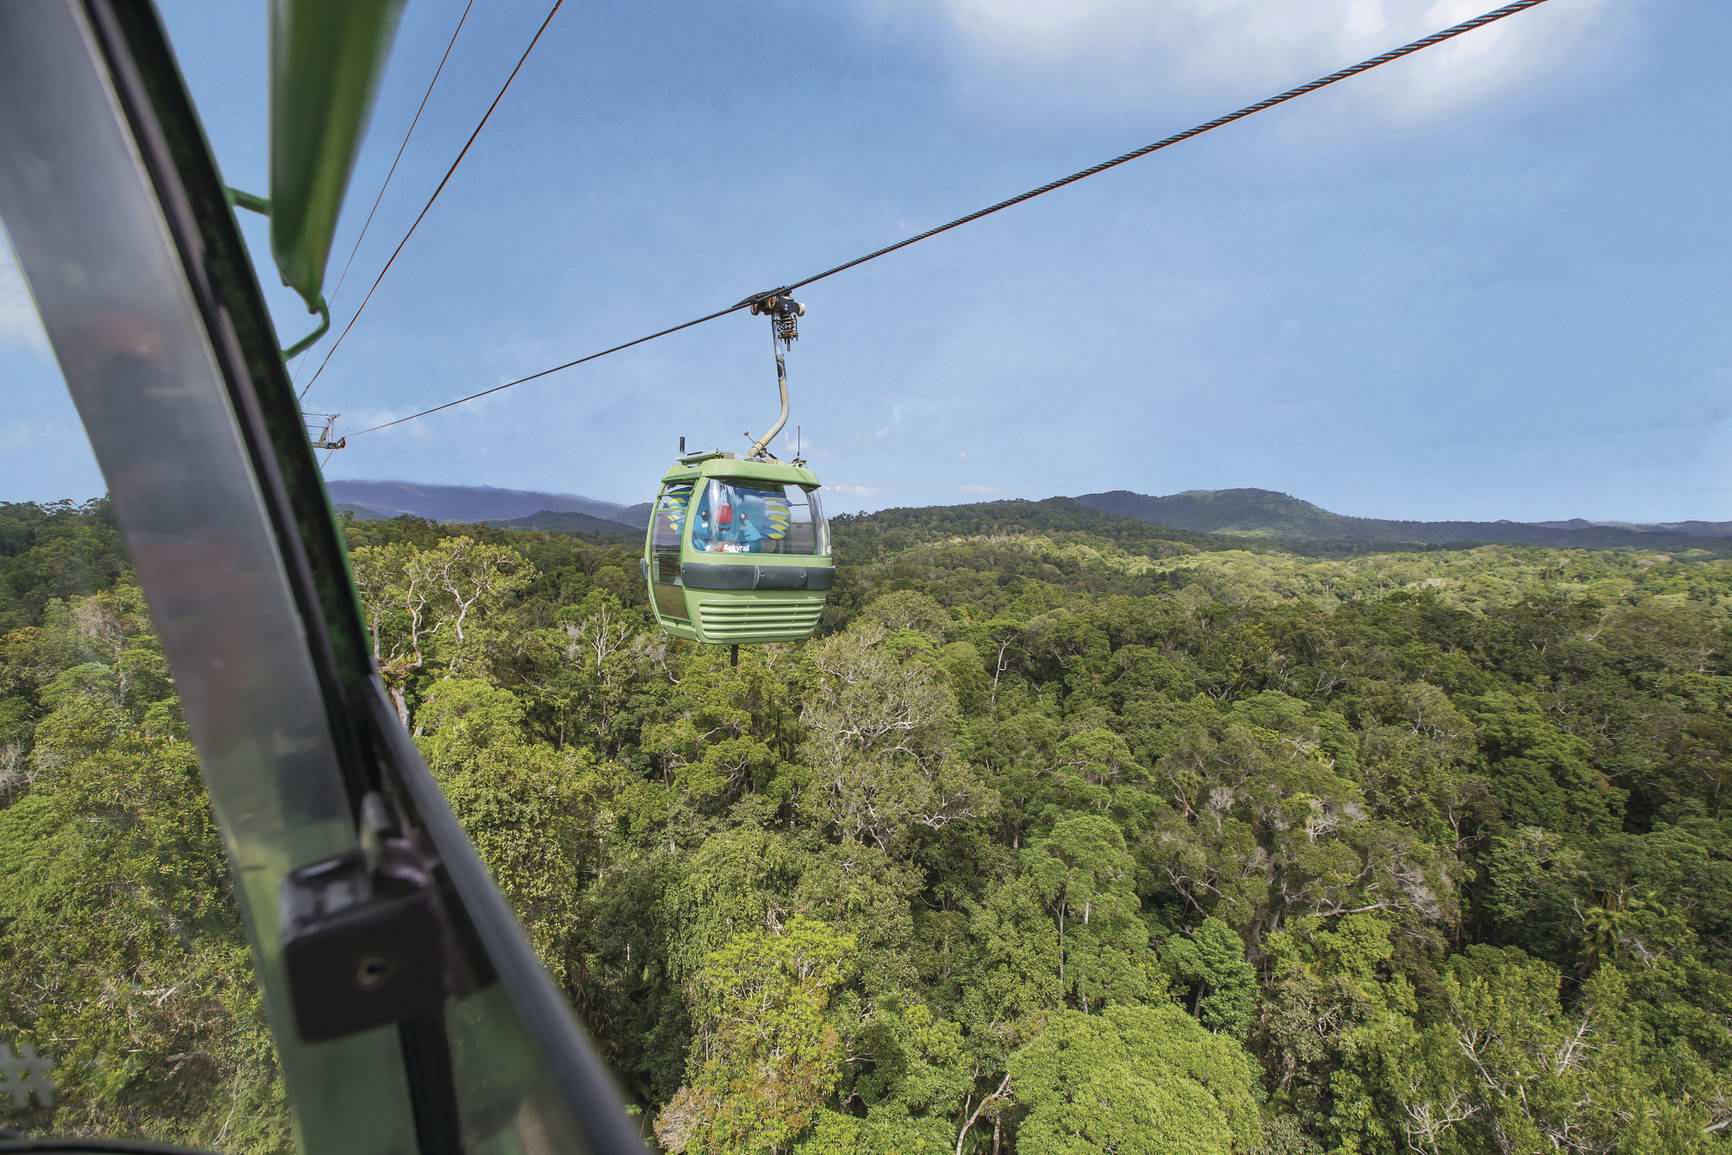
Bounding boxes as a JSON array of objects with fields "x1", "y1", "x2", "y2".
[{"x1": 4, "y1": 496, "x2": 1732, "y2": 1153}]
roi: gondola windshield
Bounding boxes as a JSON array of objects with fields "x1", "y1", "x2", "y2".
[{"x1": 691, "y1": 480, "x2": 827, "y2": 556}]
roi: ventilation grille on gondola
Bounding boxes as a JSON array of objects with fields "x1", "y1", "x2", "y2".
[{"x1": 694, "y1": 597, "x2": 825, "y2": 642}]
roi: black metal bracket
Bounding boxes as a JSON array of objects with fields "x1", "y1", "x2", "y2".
[
  {"x1": 748, "y1": 291, "x2": 804, "y2": 347},
  {"x1": 280, "y1": 794, "x2": 462, "y2": 1042},
  {"x1": 737, "y1": 285, "x2": 791, "y2": 310}
]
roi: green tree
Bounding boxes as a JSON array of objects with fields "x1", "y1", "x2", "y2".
[
  {"x1": 1008, "y1": 1003, "x2": 1263, "y2": 1154},
  {"x1": 1331, "y1": 951, "x2": 1726, "y2": 1154},
  {"x1": 656, "y1": 917, "x2": 856, "y2": 1154},
  {"x1": 799, "y1": 624, "x2": 991, "y2": 852},
  {"x1": 1022, "y1": 815, "x2": 1153, "y2": 1012},
  {"x1": 0, "y1": 590, "x2": 286, "y2": 1149},
  {"x1": 1163, "y1": 916, "x2": 1257, "y2": 1038},
  {"x1": 417, "y1": 678, "x2": 585, "y2": 983}
]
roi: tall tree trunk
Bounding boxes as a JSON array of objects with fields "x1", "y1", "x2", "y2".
[
  {"x1": 1057, "y1": 898, "x2": 1066, "y2": 990},
  {"x1": 956, "y1": 1072, "x2": 1011, "y2": 1155}
]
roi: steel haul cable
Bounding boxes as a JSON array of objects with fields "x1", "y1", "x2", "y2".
[
  {"x1": 348, "y1": 0, "x2": 1550, "y2": 440},
  {"x1": 300, "y1": 0, "x2": 566, "y2": 400}
]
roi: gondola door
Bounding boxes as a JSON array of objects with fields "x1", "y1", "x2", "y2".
[{"x1": 650, "y1": 482, "x2": 693, "y2": 621}]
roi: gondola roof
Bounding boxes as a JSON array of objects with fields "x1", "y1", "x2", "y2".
[{"x1": 658, "y1": 451, "x2": 821, "y2": 489}]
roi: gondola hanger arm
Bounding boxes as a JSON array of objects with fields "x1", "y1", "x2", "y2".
[{"x1": 745, "y1": 294, "x2": 804, "y2": 459}]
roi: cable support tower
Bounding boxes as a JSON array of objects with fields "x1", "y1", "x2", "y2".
[{"x1": 303, "y1": 411, "x2": 347, "y2": 451}]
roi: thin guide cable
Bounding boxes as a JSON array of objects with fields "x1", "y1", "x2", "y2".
[
  {"x1": 328, "y1": 3, "x2": 477, "y2": 321},
  {"x1": 300, "y1": 0, "x2": 566, "y2": 399},
  {"x1": 299, "y1": 0, "x2": 477, "y2": 399},
  {"x1": 348, "y1": 0, "x2": 1550, "y2": 439}
]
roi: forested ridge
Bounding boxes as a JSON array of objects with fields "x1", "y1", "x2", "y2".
[
  {"x1": 4, "y1": 496, "x2": 1732, "y2": 1153},
  {"x1": 1072, "y1": 489, "x2": 1732, "y2": 552}
]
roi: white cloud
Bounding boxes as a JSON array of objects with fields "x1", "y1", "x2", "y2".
[
  {"x1": 864, "y1": 0, "x2": 1615, "y2": 121},
  {"x1": 870, "y1": 393, "x2": 945, "y2": 444},
  {"x1": 0, "y1": 421, "x2": 53, "y2": 451},
  {"x1": 0, "y1": 246, "x2": 50, "y2": 355},
  {"x1": 828, "y1": 483, "x2": 882, "y2": 497},
  {"x1": 959, "y1": 483, "x2": 1010, "y2": 497}
]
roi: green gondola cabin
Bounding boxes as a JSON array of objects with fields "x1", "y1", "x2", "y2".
[{"x1": 642, "y1": 451, "x2": 832, "y2": 644}]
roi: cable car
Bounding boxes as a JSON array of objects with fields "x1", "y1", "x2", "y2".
[
  {"x1": 643, "y1": 291, "x2": 834, "y2": 647},
  {"x1": 644, "y1": 452, "x2": 833, "y2": 644}
]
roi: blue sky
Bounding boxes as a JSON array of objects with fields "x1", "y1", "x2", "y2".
[{"x1": 4, "y1": 0, "x2": 1730, "y2": 521}]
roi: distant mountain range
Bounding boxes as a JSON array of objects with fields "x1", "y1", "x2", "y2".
[
  {"x1": 328, "y1": 480, "x2": 648, "y2": 530},
  {"x1": 490, "y1": 509, "x2": 644, "y2": 538},
  {"x1": 326, "y1": 479, "x2": 1729, "y2": 552},
  {"x1": 1073, "y1": 489, "x2": 1732, "y2": 550}
]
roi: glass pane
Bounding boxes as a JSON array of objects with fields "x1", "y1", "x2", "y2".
[
  {"x1": 692, "y1": 481, "x2": 828, "y2": 557},
  {"x1": 0, "y1": 226, "x2": 289, "y2": 1149},
  {"x1": 805, "y1": 488, "x2": 829, "y2": 558},
  {"x1": 653, "y1": 484, "x2": 693, "y2": 550}
]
